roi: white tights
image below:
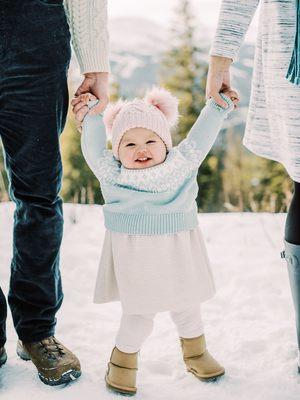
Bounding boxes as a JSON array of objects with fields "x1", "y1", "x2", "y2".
[{"x1": 115, "y1": 305, "x2": 204, "y2": 353}]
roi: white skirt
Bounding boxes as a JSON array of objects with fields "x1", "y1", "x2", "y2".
[{"x1": 94, "y1": 227, "x2": 216, "y2": 314}]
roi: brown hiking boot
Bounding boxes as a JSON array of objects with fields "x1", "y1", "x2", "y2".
[
  {"x1": 105, "y1": 347, "x2": 138, "y2": 396},
  {"x1": 17, "y1": 336, "x2": 81, "y2": 386},
  {"x1": 180, "y1": 335, "x2": 225, "y2": 381},
  {"x1": 0, "y1": 347, "x2": 7, "y2": 367}
]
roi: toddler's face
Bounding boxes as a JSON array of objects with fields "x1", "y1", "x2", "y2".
[{"x1": 118, "y1": 128, "x2": 167, "y2": 169}]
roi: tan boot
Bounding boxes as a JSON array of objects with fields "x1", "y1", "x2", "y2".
[
  {"x1": 180, "y1": 335, "x2": 225, "y2": 381},
  {"x1": 105, "y1": 347, "x2": 138, "y2": 396}
]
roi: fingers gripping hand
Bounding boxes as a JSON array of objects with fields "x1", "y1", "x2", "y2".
[
  {"x1": 221, "y1": 89, "x2": 240, "y2": 108},
  {"x1": 74, "y1": 72, "x2": 109, "y2": 116},
  {"x1": 71, "y1": 93, "x2": 98, "y2": 133},
  {"x1": 206, "y1": 69, "x2": 232, "y2": 108}
]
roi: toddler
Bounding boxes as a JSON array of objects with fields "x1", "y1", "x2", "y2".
[{"x1": 80, "y1": 87, "x2": 237, "y2": 395}]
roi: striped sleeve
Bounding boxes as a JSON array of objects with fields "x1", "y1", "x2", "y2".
[{"x1": 210, "y1": 0, "x2": 260, "y2": 61}]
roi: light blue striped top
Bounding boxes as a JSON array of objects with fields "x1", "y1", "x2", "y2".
[{"x1": 81, "y1": 95, "x2": 233, "y2": 235}]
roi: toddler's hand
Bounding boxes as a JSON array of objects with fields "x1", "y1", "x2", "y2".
[
  {"x1": 71, "y1": 93, "x2": 98, "y2": 133},
  {"x1": 221, "y1": 89, "x2": 240, "y2": 109}
]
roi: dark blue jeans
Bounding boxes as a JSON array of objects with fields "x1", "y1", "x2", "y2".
[{"x1": 0, "y1": 0, "x2": 71, "y2": 346}]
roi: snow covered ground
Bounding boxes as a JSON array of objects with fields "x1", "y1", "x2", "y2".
[{"x1": 0, "y1": 202, "x2": 299, "y2": 400}]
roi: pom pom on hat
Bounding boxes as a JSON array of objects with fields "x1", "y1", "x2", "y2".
[{"x1": 144, "y1": 86, "x2": 179, "y2": 127}]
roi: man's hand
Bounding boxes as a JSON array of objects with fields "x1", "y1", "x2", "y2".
[
  {"x1": 206, "y1": 56, "x2": 233, "y2": 108},
  {"x1": 71, "y1": 92, "x2": 98, "y2": 133},
  {"x1": 71, "y1": 72, "x2": 109, "y2": 129}
]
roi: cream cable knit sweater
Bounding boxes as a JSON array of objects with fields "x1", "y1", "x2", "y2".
[{"x1": 64, "y1": 0, "x2": 110, "y2": 74}]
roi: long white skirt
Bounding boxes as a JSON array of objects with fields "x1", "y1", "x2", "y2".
[{"x1": 94, "y1": 227, "x2": 216, "y2": 314}]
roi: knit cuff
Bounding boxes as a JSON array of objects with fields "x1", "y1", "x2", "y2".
[
  {"x1": 207, "y1": 94, "x2": 234, "y2": 114},
  {"x1": 209, "y1": 47, "x2": 237, "y2": 63},
  {"x1": 76, "y1": 46, "x2": 111, "y2": 74}
]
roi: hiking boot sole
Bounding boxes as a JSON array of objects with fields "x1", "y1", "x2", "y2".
[
  {"x1": 38, "y1": 369, "x2": 81, "y2": 386},
  {"x1": 17, "y1": 344, "x2": 81, "y2": 386},
  {"x1": 16, "y1": 344, "x2": 31, "y2": 361}
]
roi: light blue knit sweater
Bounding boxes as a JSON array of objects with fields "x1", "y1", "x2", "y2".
[{"x1": 81, "y1": 96, "x2": 234, "y2": 235}]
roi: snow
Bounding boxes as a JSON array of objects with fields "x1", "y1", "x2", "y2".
[{"x1": 0, "y1": 202, "x2": 299, "y2": 400}]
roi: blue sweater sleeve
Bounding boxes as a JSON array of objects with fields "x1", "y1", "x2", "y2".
[
  {"x1": 177, "y1": 94, "x2": 234, "y2": 166},
  {"x1": 81, "y1": 109, "x2": 108, "y2": 179}
]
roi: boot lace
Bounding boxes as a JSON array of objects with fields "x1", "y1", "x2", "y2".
[{"x1": 39, "y1": 337, "x2": 66, "y2": 360}]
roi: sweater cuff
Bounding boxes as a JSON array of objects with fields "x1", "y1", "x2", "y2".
[
  {"x1": 209, "y1": 47, "x2": 237, "y2": 63},
  {"x1": 76, "y1": 46, "x2": 111, "y2": 74},
  {"x1": 206, "y1": 94, "x2": 234, "y2": 115}
]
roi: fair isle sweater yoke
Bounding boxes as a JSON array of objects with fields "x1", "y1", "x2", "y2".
[
  {"x1": 64, "y1": 0, "x2": 110, "y2": 73},
  {"x1": 81, "y1": 97, "x2": 234, "y2": 235}
]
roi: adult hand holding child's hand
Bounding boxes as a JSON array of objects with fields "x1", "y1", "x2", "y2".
[
  {"x1": 221, "y1": 89, "x2": 240, "y2": 109},
  {"x1": 71, "y1": 92, "x2": 98, "y2": 133},
  {"x1": 206, "y1": 55, "x2": 240, "y2": 109}
]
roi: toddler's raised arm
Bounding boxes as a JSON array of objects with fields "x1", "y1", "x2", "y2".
[
  {"x1": 178, "y1": 94, "x2": 234, "y2": 166},
  {"x1": 81, "y1": 106, "x2": 107, "y2": 180}
]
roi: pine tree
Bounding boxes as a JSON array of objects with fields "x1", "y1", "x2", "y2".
[
  {"x1": 159, "y1": 0, "x2": 220, "y2": 211},
  {"x1": 221, "y1": 130, "x2": 292, "y2": 212},
  {"x1": 160, "y1": 0, "x2": 206, "y2": 143}
]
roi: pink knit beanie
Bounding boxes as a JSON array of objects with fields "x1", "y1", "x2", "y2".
[{"x1": 103, "y1": 87, "x2": 179, "y2": 160}]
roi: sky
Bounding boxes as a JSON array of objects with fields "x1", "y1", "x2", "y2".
[{"x1": 108, "y1": 0, "x2": 259, "y2": 43}]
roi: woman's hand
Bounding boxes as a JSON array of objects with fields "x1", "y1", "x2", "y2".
[
  {"x1": 206, "y1": 56, "x2": 234, "y2": 108},
  {"x1": 222, "y1": 89, "x2": 240, "y2": 109}
]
